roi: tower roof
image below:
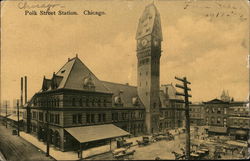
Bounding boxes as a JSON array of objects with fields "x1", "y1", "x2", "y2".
[{"x1": 136, "y1": 3, "x2": 163, "y2": 40}]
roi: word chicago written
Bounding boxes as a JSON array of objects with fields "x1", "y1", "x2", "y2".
[{"x1": 25, "y1": 10, "x2": 106, "y2": 16}]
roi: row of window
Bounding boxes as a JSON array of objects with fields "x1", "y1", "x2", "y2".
[
  {"x1": 34, "y1": 98, "x2": 60, "y2": 107},
  {"x1": 72, "y1": 112, "x2": 144, "y2": 125},
  {"x1": 162, "y1": 110, "x2": 182, "y2": 118},
  {"x1": 71, "y1": 97, "x2": 108, "y2": 107},
  {"x1": 206, "y1": 117, "x2": 227, "y2": 126},
  {"x1": 190, "y1": 108, "x2": 201, "y2": 112},
  {"x1": 231, "y1": 119, "x2": 249, "y2": 127},
  {"x1": 190, "y1": 114, "x2": 201, "y2": 118},
  {"x1": 32, "y1": 111, "x2": 60, "y2": 124},
  {"x1": 205, "y1": 107, "x2": 226, "y2": 114}
]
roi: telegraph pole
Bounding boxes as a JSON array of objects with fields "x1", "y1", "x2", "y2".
[
  {"x1": 5, "y1": 101, "x2": 8, "y2": 128},
  {"x1": 17, "y1": 100, "x2": 20, "y2": 136},
  {"x1": 175, "y1": 76, "x2": 192, "y2": 160},
  {"x1": 46, "y1": 97, "x2": 50, "y2": 157}
]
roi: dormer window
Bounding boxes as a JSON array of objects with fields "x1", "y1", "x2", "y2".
[
  {"x1": 83, "y1": 74, "x2": 95, "y2": 90},
  {"x1": 61, "y1": 70, "x2": 65, "y2": 73},
  {"x1": 132, "y1": 97, "x2": 139, "y2": 106},
  {"x1": 114, "y1": 96, "x2": 122, "y2": 105}
]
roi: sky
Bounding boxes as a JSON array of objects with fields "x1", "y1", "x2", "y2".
[{"x1": 1, "y1": 0, "x2": 249, "y2": 107}]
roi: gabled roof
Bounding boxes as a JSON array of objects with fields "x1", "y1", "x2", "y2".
[
  {"x1": 39, "y1": 56, "x2": 111, "y2": 94},
  {"x1": 203, "y1": 98, "x2": 229, "y2": 104},
  {"x1": 160, "y1": 84, "x2": 183, "y2": 100},
  {"x1": 101, "y1": 81, "x2": 143, "y2": 108}
]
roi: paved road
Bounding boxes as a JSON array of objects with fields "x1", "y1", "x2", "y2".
[
  {"x1": 0, "y1": 122, "x2": 55, "y2": 161},
  {"x1": 86, "y1": 134, "x2": 186, "y2": 160}
]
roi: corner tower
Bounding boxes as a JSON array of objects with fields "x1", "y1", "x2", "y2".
[{"x1": 136, "y1": 3, "x2": 163, "y2": 134}]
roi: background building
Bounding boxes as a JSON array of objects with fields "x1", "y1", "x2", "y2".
[
  {"x1": 189, "y1": 103, "x2": 205, "y2": 126},
  {"x1": 227, "y1": 104, "x2": 249, "y2": 140},
  {"x1": 203, "y1": 99, "x2": 229, "y2": 135}
]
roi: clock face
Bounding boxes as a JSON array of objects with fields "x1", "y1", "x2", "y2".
[{"x1": 141, "y1": 38, "x2": 148, "y2": 47}]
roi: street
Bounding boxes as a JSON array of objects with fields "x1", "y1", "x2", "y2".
[
  {"x1": 86, "y1": 133, "x2": 186, "y2": 160},
  {"x1": 0, "y1": 121, "x2": 55, "y2": 161}
]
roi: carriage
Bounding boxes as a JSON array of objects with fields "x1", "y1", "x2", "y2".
[
  {"x1": 112, "y1": 148, "x2": 136, "y2": 160},
  {"x1": 136, "y1": 136, "x2": 150, "y2": 146}
]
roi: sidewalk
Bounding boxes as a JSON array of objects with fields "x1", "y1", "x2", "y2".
[{"x1": 20, "y1": 132, "x2": 118, "y2": 160}]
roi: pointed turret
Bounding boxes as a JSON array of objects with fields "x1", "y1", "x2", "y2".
[{"x1": 136, "y1": 3, "x2": 163, "y2": 40}]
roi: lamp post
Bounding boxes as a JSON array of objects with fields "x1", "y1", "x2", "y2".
[
  {"x1": 46, "y1": 96, "x2": 50, "y2": 157},
  {"x1": 17, "y1": 100, "x2": 20, "y2": 136}
]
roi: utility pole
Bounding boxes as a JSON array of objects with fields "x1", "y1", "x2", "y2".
[
  {"x1": 175, "y1": 76, "x2": 192, "y2": 160},
  {"x1": 46, "y1": 97, "x2": 50, "y2": 157},
  {"x1": 5, "y1": 101, "x2": 8, "y2": 128},
  {"x1": 17, "y1": 100, "x2": 20, "y2": 136}
]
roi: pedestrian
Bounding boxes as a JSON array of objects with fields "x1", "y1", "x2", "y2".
[{"x1": 242, "y1": 150, "x2": 245, "y2": 158}]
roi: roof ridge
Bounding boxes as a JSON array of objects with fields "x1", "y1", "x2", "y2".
[
  {"x1": 101, "y1": 80, "x2": 137, "y2": 88},
  {"x1": 62, "y1": 58, "x2": 77, "y2": 88},
  {"x1": 55, "y1": 57, "x2": 76, "y2": 75},
  {"x1": 75, "y1": 58, "x2": 112, "y2": 92}
]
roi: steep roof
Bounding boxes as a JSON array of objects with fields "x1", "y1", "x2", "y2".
[
  {"x1": 101, "y1": 81, "x2": 143, "y2": 108},
  {"x1": 160, "y1": 84, "x2": 183, "y2": 100},
  {"x1": 40, "y1": 56, "x2": 111, "y2": 94},
  {"x1": 203, "y1": 98, "x2": 229, "y2": 104},
  {"x1": 136, "y1": 3, "x2": 163, "y2": 40}
]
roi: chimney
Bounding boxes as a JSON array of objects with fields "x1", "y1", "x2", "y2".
[
  {"x1": 25, "y1": 76, "x2": 27, "y2": 104},
  {"x1": 21, "y1": 77, "x2": 23, "y2": 106},
  {"x1": 68, "y1": 58, "x2": 70, "y2": 62}
]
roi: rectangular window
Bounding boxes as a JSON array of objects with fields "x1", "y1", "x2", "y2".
[
  {"x1": 72, "y1": 114, "x2": 77, "y2": 124},
  {"x1": 98, "y1": 114, "x2": 102, "y2": 122},
  {"x1": 78, "y1": 114, "x2": 82, "y2": 124},
  {"x1": 45, "y1": 113, "x2": 48, "y2": 122},
  {"x1": 91, "y1": 114, "x2": 95, "y2": 123},
  {"x1": 113, "y1": 112, "x2": 118, "y2": 121},
  {"x1": 103, "y1": 113, "x2": 106, "y2": 122},
  {"x1": 72, "y1": 98, "x2": 76, "y2": 106},
  {"x1": 55, "y1": 114, "x2": 60, "y2": 124},
  {"x1": 86, "y1": 114, "x2": 90, "y2": 123}
]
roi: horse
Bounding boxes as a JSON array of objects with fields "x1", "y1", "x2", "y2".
[{"x1": 171, "y1": 151, "x2": 185, "y2": 160}]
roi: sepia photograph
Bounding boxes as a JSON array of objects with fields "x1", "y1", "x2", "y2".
[{"x1": 0, "y1": 0, "x2": 249, "y2": 160}]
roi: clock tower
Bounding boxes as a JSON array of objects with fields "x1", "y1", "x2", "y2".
[{"x1": 136, "y1": 3, "x2": 163, "y2": 134}]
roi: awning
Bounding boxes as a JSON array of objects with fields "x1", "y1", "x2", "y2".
[
  {"x1": 226, "y1": 140, "x2": 248, "y2": 147},
  {"x1": 7, "y1": 115, "x2": 23, "y2": 121},
  {"x1": 65, "y1": 124, "x2": 130, "y2": 143},
  {"x1": 208, "y1": 126, "x2": 227, "y2": 133},
  {"x1": 235, "y1": 130, "x2": 248, "y2": 135}
]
